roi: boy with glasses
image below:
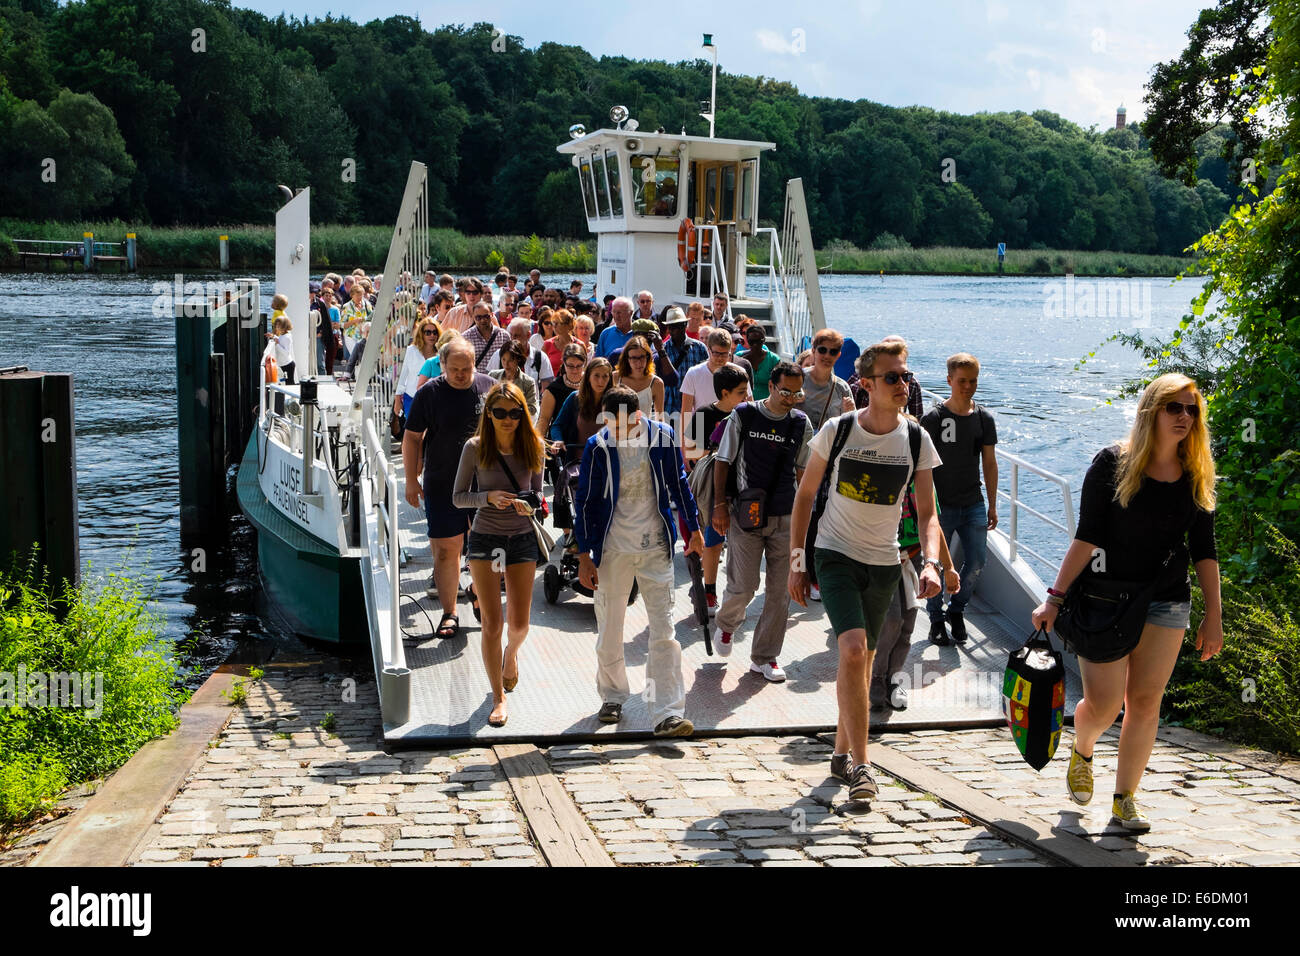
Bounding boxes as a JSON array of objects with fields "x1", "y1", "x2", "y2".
[
  {"x1": 920, "y1": 353, "x2": 998, "y2": 645},
  {"x1": 711, "y1": 362, "x2": 813, "y2": 681}
]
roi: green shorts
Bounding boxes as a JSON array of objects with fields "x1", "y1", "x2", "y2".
[{"x1": 814, "y1": 548, "x2": 903, "y2": 649}]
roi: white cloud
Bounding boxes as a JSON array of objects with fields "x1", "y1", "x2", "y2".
[
  {"x1": 756, "y1": 28, "x2": 794, "y2": 55},
  {"x1": 986, "y1": 0, "x2": 1010, "y2": 22}
]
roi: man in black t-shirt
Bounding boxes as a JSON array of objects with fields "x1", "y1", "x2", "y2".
[
  {"x1": 919, "y1": 352, "x2": 998, "y2": 645},
  {"x1": 403, "y1": 337, "x2": 494, "y2": 635},
  {"x1": 711, "y1": 362, "x2": 813, "y2": 679}
]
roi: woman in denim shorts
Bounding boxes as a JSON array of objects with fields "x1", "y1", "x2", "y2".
[
  {"x1": 452, "y1": 382, "x2": 546, "y2": 728},
  {"x1": 1033, "y1": 373, "x2": 1222, "y2": 832}
]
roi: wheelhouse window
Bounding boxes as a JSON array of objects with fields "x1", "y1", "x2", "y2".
[
  {"x1": 592, "y1": 153, "x2": 612, "y2": 218},
  {"x1": 631, "y1": 155, "x2": 680, "y2": 218},
  {"x1": 577, "y1": 158, "x2": 596, "y2": 219},
  {"x1": 604, "y1": 150, "x2": 624, "y2": 217}
]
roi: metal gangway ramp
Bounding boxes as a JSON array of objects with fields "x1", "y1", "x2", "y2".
[{"x1": 373, "y1": 457, "x2": 1081, "y2": 747}]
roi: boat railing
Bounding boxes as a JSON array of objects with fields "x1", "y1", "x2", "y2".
[
  {"x1": 748, "y1": 225, "x2": 798, "y2": 357},
  {"x1": 919, "y1": 387, "x2": 1076, "y2": 576},
  {"x1": 359, "y1": 397, "x2": 409, "y2": 726},
  {"x1": 689, "y1": 223, "x2": 731, "y2": 305},
  {"x1": 778, "y1": 178, "x2": 824, "y2": 350},
  {"x1": 352, "y1": 162, "x2": 430, "y2": 447},
  {"x1": 258, "y1": 382, "x2": 305, "y2": 453}
]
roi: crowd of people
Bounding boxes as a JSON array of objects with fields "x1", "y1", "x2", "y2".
[{"x1": 292, "y1": 267, "x2": 1223, "y2": 828}]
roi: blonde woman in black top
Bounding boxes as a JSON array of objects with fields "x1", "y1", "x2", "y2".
[
  {"x1": 1032, "y1": 373, "x2": 1222, "y2": 831},
  {"x1": 452, "y1": 382, "x2": 545, "y2": 728}
]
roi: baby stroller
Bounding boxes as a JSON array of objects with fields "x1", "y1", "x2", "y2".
[{"x1": 542, "y1": 447, "x2": 638, "y2": 608}]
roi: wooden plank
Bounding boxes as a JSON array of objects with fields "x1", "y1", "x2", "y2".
[
  {"x1": 493, "y1": 743, "x2": 614, "y2": 868},
  {"x1": 869, "y1": 739, "x2": 1134, "y2": 868}
]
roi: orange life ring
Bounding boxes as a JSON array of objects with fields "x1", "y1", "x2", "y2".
[
  {"x1": 676, "y1": 218, "x2": 712, "y2": 273},
  {"x1": 677, "y1": 218, "x2": 696, "y2": 272},
  {"x1": 264, "y1": 354, "x2": 278, "y2": 384}
]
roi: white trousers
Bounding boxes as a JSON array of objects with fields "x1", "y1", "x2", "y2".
[{"x1": 593, "y1": 549, "x2": 685, "y2": 726}]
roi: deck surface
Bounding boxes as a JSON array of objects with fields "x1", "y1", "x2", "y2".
[{"x1": 383, "y1": 470, "x2": 1081, "y2": 746}]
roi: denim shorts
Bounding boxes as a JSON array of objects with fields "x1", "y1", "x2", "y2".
[
  {"x1": 466, "y1": 530, "x2": 540, "y2": 566},
  {"x1": 1146, "y1": 600, "x2": 1192, "y2": 630}
]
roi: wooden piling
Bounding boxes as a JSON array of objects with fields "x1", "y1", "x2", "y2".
[
  {"x1": 175, "y1": 305, "x2": 215, "y2": 536},
  {"x1": 0, "y1": 370, "x2": 80, "y2": 594}
]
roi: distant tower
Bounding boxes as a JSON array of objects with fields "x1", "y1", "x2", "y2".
[{"x1": 1116, "y1": 104, "x2": 1127, "y2": 130}]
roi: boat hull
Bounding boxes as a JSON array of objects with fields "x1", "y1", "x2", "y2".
[{"x1": 236, "y1": 432, "x2": 367, "y2": 644}]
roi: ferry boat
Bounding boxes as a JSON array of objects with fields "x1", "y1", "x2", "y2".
[{"x1": 233, "y1": 107, "x2": 1081, "y2": 740}]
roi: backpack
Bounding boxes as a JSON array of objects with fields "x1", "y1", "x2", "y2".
[{"x1": 805, "y1": 413, "x2": 923, "y2": 585}]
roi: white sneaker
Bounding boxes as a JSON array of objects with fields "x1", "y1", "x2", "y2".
[
  {"x1": 810, "y1": 585, "x2": 821, "y2": 602},
  {"x1": 716, "y1": 628, "x2": 733, "y2": 657},
  {"x1": 751, "y1": 660, "x2": 786, "y2": 682}
]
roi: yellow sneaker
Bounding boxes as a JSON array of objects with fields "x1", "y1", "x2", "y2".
[
  {"x1": 1066, "y1": 744, "x2": 1093, "y2": 805},
  {"x1": 1111, "y1": 792, "x2": 1151, "y2": 832}
]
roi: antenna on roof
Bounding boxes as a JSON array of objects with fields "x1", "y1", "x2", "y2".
[{"x1": 701, "y1": 34, "x2": 717, "y2": 138}]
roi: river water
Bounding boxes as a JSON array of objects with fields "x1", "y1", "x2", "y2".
[{"x1": 0, "y1": 270, "x2": 1207, "y2": 669}]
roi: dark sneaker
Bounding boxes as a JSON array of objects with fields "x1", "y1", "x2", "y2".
[
  {"x1": 849, "y1": 764, "x2": 879, "y2": 802},
  {"x1": 928, "y1": 618, "x2": 951, "y2": 646},
  {"x1": 653, "y1": 715, "x2": 694, "y2": 738},
  {"x1": 596, "y1": 702, "x2": 622, "y2": 724},
  {"x1": 830, "y1": 753, "x2": 853, "y2": 782},
  {"x1": 947, "y1": 607, "x2": 968, "y2": 644}
]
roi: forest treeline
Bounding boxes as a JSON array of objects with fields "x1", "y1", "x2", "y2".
[{"x1": 0, "y1": 0, "x2": 1250, "y2": 255}]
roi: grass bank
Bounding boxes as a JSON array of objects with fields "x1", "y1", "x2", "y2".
[
  {"x1": 751, "y1": 242, "x2": 1201, "y2": 277},
  {"x1": 0, "y1": 558, "x2": 192, "y2": 834},
  {"x1": 0, "y1": 220, "x2": 594, "y2": 273},
  {"x1": 1, "y1": 220, "x2": 1198, "y2": 277}
]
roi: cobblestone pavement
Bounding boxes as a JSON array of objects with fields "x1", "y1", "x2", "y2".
[
  {"x1": 94, "y1": 662, "x2": 1300, "y2": 868},
  {"x1": 545, "y1": 737, "x2": 1046, "y2": 866},
  {"x1": 129, "y1": 665, "x2": 542, "y2": 867},
  {"x1": 891, "y1": 727, "x2": 1300, "y2": 866}
]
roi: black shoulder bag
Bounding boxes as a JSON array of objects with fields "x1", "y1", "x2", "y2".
[
  {"x1": 731, "y1": 408, "x2": 798, "y2": 532},
  {"x1": 1055, "y1": 512, "x2": 1197, "y2": 663}
]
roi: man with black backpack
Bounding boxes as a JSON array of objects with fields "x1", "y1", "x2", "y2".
[
  {"x1": 788, "y1": 341, "x2": 945, "y2": 803},
  {"x1": 710, "y1": 361, "x2": 813, "y2": 681}
]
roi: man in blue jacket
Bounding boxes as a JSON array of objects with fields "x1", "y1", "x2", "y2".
[{"x1": 575, "y1": 386, "x2": 704, "y2": 737}]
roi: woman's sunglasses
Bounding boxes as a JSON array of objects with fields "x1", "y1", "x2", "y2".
[
  {"x1": 868, "y1": 370, "x2": 915, "y2": 385},
  {"x1": 816, "y1": 345, "x2": 841, "y2": 356},
  {"x1": 1163, "y1": 400, "x2": 1200, "y2": 419},
  {"x1": 490, "y1": 406, "x2": 524, "y2": 421}
]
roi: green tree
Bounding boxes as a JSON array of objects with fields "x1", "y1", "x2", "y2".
[{"x1": 1143, "y1": 0, "x2": 1274, "y2": 185}]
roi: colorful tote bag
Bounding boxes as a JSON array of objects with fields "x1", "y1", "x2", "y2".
[{"x1": 1002, "y1": 626, "x2": 1066, "y2": 770}]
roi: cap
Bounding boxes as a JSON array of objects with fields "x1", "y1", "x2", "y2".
[{"x1": 631, "y1": 318, "x2": 659, "y2": 336}]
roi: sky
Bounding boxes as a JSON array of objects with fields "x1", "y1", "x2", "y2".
[{"x1": 241, "y1": 0, "x2": 1211, "y2": 130}]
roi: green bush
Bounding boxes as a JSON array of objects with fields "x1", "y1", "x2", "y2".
[
  {"x1": 1166, "y1": 523, "x2": 1300, "y2": 756},
  {"x1": 0, "y1": 560, "x2": 192, "y2": 829}
]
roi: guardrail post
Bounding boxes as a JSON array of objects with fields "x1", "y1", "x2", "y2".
[{"x1": 1009, "y1": 462, "x2": 1019, "y2": 563}]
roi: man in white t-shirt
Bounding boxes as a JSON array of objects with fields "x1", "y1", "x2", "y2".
[{"x1": 788, "y1": 340, "x2": 945, "y2": 804}]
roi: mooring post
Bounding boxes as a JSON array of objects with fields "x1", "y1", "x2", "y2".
[
  {"x1": 82, "y1": 232, "x2": 94, "y2": 272},
  {"x1": 209, "y1": 352, "x2": 227, "y2": 492},
  {"x1": 0, "y1": 369, "x2": 80, "y2": 596},
  {"x1": 126, "y1": 233, "x2": 137, "y2": 271},
  {"x1": 219, "y1": 234, "x2": 229, "y2": 271},
  {"x1": 176, "y1": 303, "x2": 214, "y2": 536}
]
